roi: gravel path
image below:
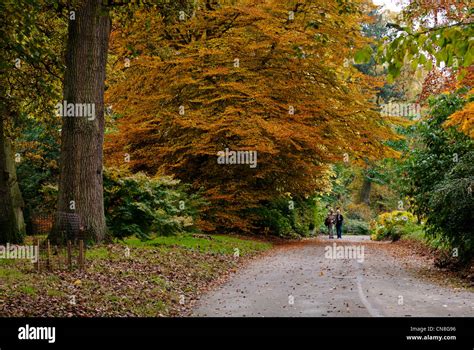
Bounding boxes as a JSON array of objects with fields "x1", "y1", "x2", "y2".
[{"x1": 192, "y1": 236, "x2": 474, "y2": 317}]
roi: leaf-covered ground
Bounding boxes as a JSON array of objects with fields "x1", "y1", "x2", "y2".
[
  {"x1": 0, "y1": 234, "x2": 272, "y2": 317},
  {"x1": 377, "y1": 237, "x2": 474, "y2": 289}
]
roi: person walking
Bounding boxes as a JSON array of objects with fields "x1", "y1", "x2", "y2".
[
  {"x1": 335, "y1": 207, "x2": 344, "y2": 239},
  {"x1": 325, "y1": 209, "x2": 336, "y2": 239}
]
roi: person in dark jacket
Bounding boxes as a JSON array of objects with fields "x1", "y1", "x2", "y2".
[
  {"x1": 325, "y1": 209, "x2": 336, "y2": 239},
  {"x1": 335, "y1": 207, "x2": 344, "y2": 239}
]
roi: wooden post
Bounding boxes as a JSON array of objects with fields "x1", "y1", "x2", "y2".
[
  {"x1": 67, "y1": 240, "x2": 72, "y2": 271},
  {"x1": 56, "y1": 245, "x2": 61, "y2": 270},
  {"x1": 78, "y1": 240, "x2": 84, "y2": 271},
  {"x1": 35, "y1": 238, "x2": 40, "y2": 272},
  {"x1": 46, "y1": 240, "x2": 51, "y2": 271}
]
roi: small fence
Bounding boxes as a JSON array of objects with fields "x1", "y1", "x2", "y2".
[
  {"x1": 33, "y1": 238, "x2": 86, "y2": 272},
  {"x1": 29, "y1": 212, "x2": 86, "y2": 272}
]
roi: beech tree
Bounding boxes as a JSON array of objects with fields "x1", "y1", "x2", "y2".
[{"x1": 105, "y1": 0, "x2": 399, "y2": 232}]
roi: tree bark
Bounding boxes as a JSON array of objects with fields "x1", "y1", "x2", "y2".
[
  {"x1": 51, "y1": 0, "x2": 111, "y2": 243},
  {"x1": 358, "y1": 175, "x2": 372, "y2": 205},
  {"x1": 0, "y1": 113, "x2": 26, "y2": 244}
]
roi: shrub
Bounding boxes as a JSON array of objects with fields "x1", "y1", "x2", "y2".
[
  {"x1": 312, "y1": 198, "x2": 328, "y2": 233},
  {"x1": 103, "y1": 168, "x2": 206, "y2": 240},
  {"x1": 426, "y1": 151, "x2": 474, "y2": 262},
  {"x1": 252, "y1": 197, "x2": 317, "y2": 238},
  {"x1": 344, "y1": 218, "x2": 370, "y2": 235},
  {"x1": 399, "y1": 91, "x2": 474, "y2": 261},
  {"x1": 370, "y1": 210, "x2": 419, "y2": 241},
  {"x1": 253, "y1": 207, "x2": 295, "y2": 238}
]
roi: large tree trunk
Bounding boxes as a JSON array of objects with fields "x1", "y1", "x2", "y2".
[
  {"x1": 51, "y1": 0, "x2": 111, "y2": 244},
  {"x1": 0, "y1": 113, "x2": 25, "y2": 244},
  {"x1": 358, "y1": 175, "x2": 372, "y2": 205}
]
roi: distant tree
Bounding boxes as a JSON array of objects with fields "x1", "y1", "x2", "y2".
[{"x1": 354, "y1": 9, "x2": 404, "y2": 206}]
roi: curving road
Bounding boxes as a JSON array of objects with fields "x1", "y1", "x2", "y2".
[{"x1": 192, "y1": 236, "x2": 474, "y2": 317}]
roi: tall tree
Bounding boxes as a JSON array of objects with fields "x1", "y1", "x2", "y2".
[
  {"x1": 105, "y1": 0, "x2": 398, "y2": 233},
  {"x1": 0, "y1": 0, "x2": 63, "y2": 243},
  {"x1": 354, "y1": 8, "x2": 404, "y2": 206},
  {"x1": 51, "y1": 0, "x2": 111, "y2": 242}
]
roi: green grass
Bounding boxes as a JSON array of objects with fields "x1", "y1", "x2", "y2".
[
  {"x1": 0, "y1": 259, "x2": 17, "y2": 266},
  {"x1": 82, "y1": 233, "x2": 271, "y2": 263},
  {"x1": 85, "y1": 247, "x2": 111, "y2": 260},
  {"x1": 149, "y1": 275, "x2": 168, "y2": 288},
  {"x1": 47, "y1": 289, "x2": 65, "y2": 297},
  {"x1": 106, "y1": 293, "x2": 121, "y2": 303},
  {"x1": 123, "y1": 233, "x2": 272, "y2": 256},
  {"x1": 45, "y1": 275, "x2": 61, "y2": 283},
  {"x1": 19, "y1": 285, "x2": 37, "y2": 295},
  {"x1": 402, "y1": 226, "x2": 426, "y2": 241},
  {"x1": 134, "y1": 300, "x2": 167, "y2": 316},
  {"x1": 0, "y1": 267, "x2": 25, "y2": 279},
  {"x1": 0, "y1": 233, "x2": 273, "y2": 316}
]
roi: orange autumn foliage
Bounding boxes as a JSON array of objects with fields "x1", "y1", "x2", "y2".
[
  {"x1": 445, "y1": 98, "x2": 474, "y2": 138},
  {"x1": 443, "y1": 67, "x2": 474, "y2": 138},
  {"x1": 105, "y1": 0, "x2": 399, "y2": 233}
]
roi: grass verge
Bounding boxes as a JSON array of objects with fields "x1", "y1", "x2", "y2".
[{"x1": 0, "y1": 233, "x2": 272, "y2": 317}]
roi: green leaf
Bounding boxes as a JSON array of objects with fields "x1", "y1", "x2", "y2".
[
  {"x1": 354, "y1": 45, "x2": 373, "y2": 64},
  {"x1": 388, "y1": 63, "x2": 400, "y2": 78},
  {"x1": 425, "y1": 59, "x2": 433, "y2": 71},
  {"x1": 418, "y1": 54, "x2": 426, "y2": 65},
  {"x1": 463, "y1": 49, "x2": 473, "y2": 67},
  {"x1": 454, "y1": 41, "x2": 468, "y2": 57}
]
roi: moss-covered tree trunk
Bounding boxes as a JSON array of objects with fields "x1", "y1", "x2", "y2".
[
  {"x1": 51, "y1": 0, "x2": 111, "y2": 243},
  {"x1": 0, "y1": 113, "x2": 25, "y2": 244}
]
